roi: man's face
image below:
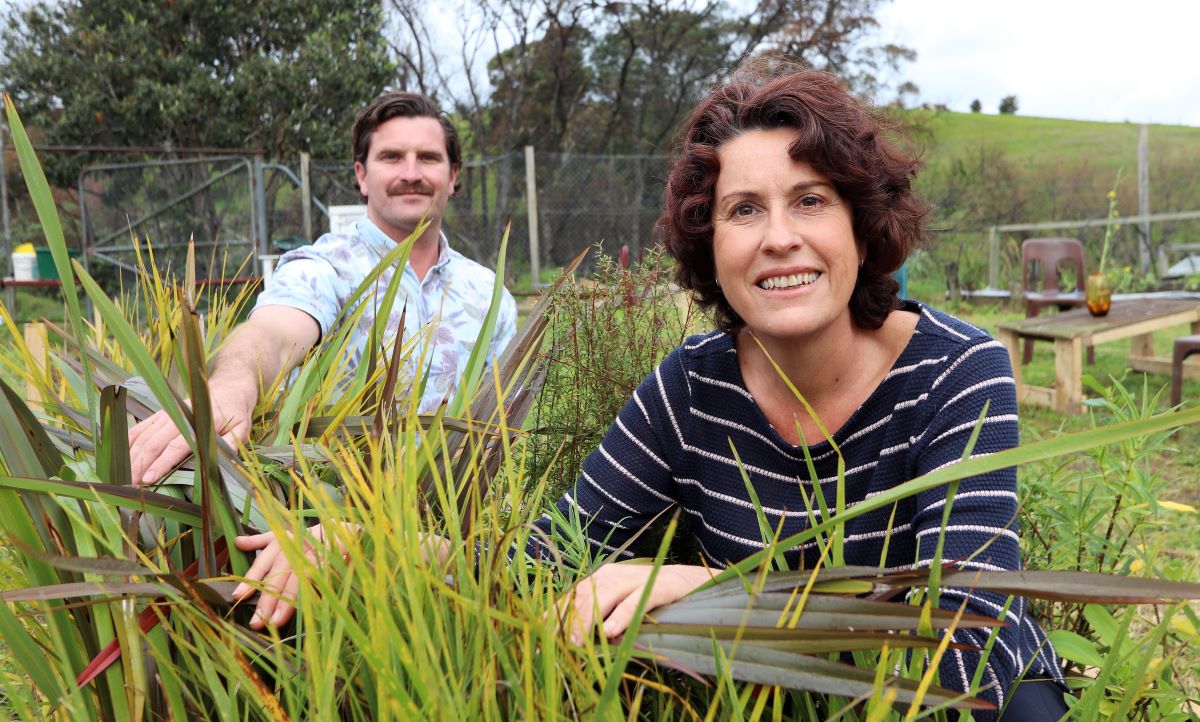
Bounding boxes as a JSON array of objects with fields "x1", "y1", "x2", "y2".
[{"x1": 354, "y1": 116, "x2": 459, "y2": 242}]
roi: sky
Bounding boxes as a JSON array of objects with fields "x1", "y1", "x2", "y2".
[{"x1": 877, "y1": 0, "x2": 1200, "y2": 126}]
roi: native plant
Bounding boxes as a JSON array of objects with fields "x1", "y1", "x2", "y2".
[{"x1": 3, "y1": 95, "x2": 1200, "y2": 720}]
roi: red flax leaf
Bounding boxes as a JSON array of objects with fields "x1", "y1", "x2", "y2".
[{"x1": 75, "y1": 540, "x2": 230, "y2": 688}]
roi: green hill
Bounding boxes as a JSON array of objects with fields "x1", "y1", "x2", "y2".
[{"x1": 912, "y1": 110, "x2": 1200, "y2": 173}]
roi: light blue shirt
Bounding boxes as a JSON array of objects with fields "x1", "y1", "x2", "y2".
[{"x1": 253, "y1": 219, "x2": 518, "y2": 413}]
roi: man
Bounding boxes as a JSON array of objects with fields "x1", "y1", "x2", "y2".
[{"x1": 128, "y1": 92, "x2": 518, "y2": 485}]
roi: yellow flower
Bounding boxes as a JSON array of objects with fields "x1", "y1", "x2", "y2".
[
  {"x1": 1107, "y1": 190, "x2": 1117, "y2": 200},
  {"x1": 1129, "y1": 558, "x2": 1145, "y2": 574}
]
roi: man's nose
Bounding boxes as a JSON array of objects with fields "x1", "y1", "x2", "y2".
[{"x1": 397, "y1": 155, "x2": 422, "y2": 182}]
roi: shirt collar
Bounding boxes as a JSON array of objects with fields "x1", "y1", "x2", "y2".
[{"x1": 356, "y1": 218, "x2": 453, "y2": 272}]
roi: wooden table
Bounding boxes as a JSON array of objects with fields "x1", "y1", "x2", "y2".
[{"x1": 996, "y1": 299, "x2": 1200, "y2": 413}]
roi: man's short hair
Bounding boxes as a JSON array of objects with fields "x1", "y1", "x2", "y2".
[{"x1": 352, "y1": 92, "x2": 463, "y2": 181}]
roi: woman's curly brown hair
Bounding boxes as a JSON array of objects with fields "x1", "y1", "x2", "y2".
[{"x1": 657, "y1": 60, "x2": 929, "y2": 332}]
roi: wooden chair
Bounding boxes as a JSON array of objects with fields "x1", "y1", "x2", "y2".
[
  {"x1": 1171, "y1": 335, "x2": 1200, "y2": 407},
  {"x1": 1021, "y1": 237, "x2": 1093, "y2": 364}
]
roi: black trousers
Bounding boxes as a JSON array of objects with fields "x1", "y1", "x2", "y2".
[{"x1": 998, "y1": 678, "x2": 1070, "y2": 721}]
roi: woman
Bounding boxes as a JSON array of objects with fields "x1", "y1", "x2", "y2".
[{"x1": 537, "y1": 63, "x2": 1068, "y2": 719}]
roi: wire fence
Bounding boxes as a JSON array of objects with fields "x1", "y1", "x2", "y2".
[{"x1": 4, "y1": 143, "x2": 1200, "y2": 297}]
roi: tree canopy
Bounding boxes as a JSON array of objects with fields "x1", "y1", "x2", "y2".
[
  {"x1": 1, "y1": 0, "x2": 914, "y2": 167},
  {"x1": 387, "y1": 0, "x2": 916, "y2": 155},
  {"x1": 1, "y1": 0, "x2": 394, "y2": 181}
]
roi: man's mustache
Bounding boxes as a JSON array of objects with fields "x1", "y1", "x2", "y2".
[{"x1": 387, "y1": 183, "x2": 434, "y2": 196}]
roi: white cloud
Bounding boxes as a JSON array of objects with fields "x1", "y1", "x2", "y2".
[{"x1": 878, "y1": 0, "x2": 1200, "y2": 125}]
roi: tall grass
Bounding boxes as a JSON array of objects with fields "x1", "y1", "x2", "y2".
[{"x1": 3, "y1": 95, "x2": 1200, "y2": 721}]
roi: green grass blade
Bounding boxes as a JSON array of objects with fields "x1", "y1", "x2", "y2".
[
  {"x1": 178, "y1": 291, "x2": 246, "y2": 576},
  {"x1": 72, "y1": 261, "x2": 193, "y2": 450},
  {"x1": 638, "y1": 634, "x2": 992, "y2": 711},
  {"x1": 2, "y1": 94, "x2": 96, "y2": 432},
  {"x1": 707, "y1": 403, "x2": 1200, "y2": 586},
  {"x1": 0, "y1": 475, "x2": 211, "y2": 527},
  {"x1": 96, "y1": 386, "x2": 132, "y2": 486},
  {"x1": 0, "y1": 592, "x2": 66, "y2": 703},
  {"x1": 0, "y1": 378, "x2": 63, "y2": 477}
]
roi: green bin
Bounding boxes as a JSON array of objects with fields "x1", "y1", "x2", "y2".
[{"x1": 35, "y1": 248, "x2": 82, "y2": 280}]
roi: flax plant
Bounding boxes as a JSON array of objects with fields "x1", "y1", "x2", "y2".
[{"x1": 4, "y1": 94, "x2": 1200, "y2": 721}]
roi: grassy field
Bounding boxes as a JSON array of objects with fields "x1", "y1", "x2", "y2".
[{"x1": 914, "y1": 110, "x2": 1200, "y2": 172}]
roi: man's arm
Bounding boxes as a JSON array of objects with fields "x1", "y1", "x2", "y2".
[{"x1": 128, "y1": 305, "x2": 320, "y2": 484}]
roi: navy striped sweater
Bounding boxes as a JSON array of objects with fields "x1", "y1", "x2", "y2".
[{"x1": 533, "y1": 302, "x2": 1063, "y2": 711}]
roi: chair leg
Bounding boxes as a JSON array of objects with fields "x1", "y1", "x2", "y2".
[
  {"x1": 1023, "y1": 338, "x2": 1034, "y2": 365},
  {"x1": 1172, "y1": 346, "x2": 1186, "y2": 407},
  {"x1": 1086, "y1": 345, "x2": 1095, "y2": 365},
  {"x1": 1174, "y1": 347, "x2": 1200, "y2": 407}
]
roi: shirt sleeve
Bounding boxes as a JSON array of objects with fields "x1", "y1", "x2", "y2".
[
  {"x1": 909, "y1": 337, "x2": 1061, "y2": 713},
  {"x1": 527, "y1": 353, "x2": 685, "y2": 564},
  {"x1": 254, "y1": 251, "x2": 348, "y2": 339}
]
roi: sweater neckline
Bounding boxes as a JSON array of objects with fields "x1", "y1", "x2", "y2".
[{"x1": 721, "y1": 300, "x2": 928, "y2": 455}]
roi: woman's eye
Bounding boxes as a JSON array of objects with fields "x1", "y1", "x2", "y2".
[
  {"x1": 731, "y1": 203, "x2": 755, "y2": 217},
  {"x1": 797, "y1": 194, "x2": 822, "y2": 208}
]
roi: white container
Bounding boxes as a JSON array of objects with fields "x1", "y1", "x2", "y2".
[{"x1": 11, "y1": 253, "x2": 36, "y2": 281}]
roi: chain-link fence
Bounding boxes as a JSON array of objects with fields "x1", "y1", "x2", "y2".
[
  {"x1": 6, "y1": 139, "x2": 1200, "y2": 299},
  {"x1": 295, "y1": 152, "x2": 672, "y2": 289},
  {"x1": 79, "y1": 156, "x2": 259, "y2": 280}
]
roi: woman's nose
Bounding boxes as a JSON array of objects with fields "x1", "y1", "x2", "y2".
[{"x1": 761, "y1": 211, "x2": 803, "y2": 254}]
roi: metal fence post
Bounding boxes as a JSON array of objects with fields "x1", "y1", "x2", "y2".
[
  {"x1": 77, "y1": 171, "x2": 90, "y2": 272},
  {"x1": 300, "y1": 152, "x2": 312, "y2": 241},
  {"x1": 524, "y1": 145, "x2": 541, "y2": 287},
  {"x1": 253, "y1": 154, "x2": 268, "y2": 259}
]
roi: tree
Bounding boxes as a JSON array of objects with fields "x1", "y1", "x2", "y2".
[
  {"x1": 999, "y1": 95, "x2": 1019, "y2": 115},
  {"x1": 970, "y1": 98, "x2": 982, "y2": 113},
  {"x1": 762, "y1": 0, "x2": 916, "y2": 99},
  {"x1": 383, "y1": 0, "x2": 917, "y2": 156},
  {"x1": 0, "y1": 0, "x2": 395, "y2": 182}
]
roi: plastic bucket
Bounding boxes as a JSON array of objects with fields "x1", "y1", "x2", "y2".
[
  {"x1": 11, "y1": 253, "x2": 36, "y2": 281},
  {"x1": 36, "y1": 247, "x2": 81, "y2": 280}
]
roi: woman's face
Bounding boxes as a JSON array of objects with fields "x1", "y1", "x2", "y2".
[{"x1": 712, "y1": 128, "x2": 861, "y2": 342}]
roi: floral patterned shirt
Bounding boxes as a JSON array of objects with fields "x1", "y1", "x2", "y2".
[{"x1": 253, "y1": 219, "x2": 518, "y2": 413}]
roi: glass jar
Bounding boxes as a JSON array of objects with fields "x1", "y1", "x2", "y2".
[{"x1": 1085, "y1": 272, "x2": 1112, "y2": 317}]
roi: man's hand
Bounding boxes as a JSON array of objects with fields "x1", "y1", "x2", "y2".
[
  {"x1": 559, "y1": 563, "x2": 713, "y2": 644},
  {"x1": 128, "y1": 387, "x2": 254, "y2": 485},
  {"x1": 127, "y1": 305, "x2": 319, "y2": 486}
]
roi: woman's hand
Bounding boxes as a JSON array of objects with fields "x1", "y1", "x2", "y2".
[
  {"x1": 560, "y1": 563, "x2": 713, "y2": 644},
  {"x1": 231, "y1": 522, "x2": 356, "y2": 630},
  {"x1": 231, "y1": 525, "x2": 450, "y2": 630}
]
